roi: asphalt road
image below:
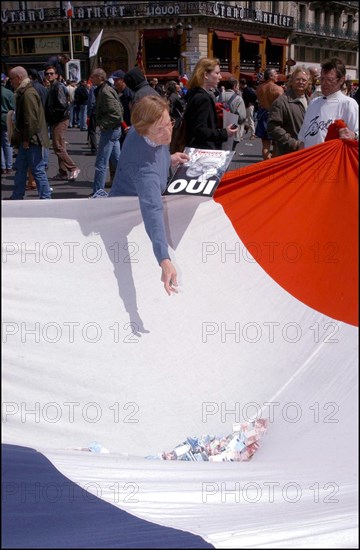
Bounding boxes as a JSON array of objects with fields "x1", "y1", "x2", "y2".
[{"x1": 1, "y1": 127, "x2": 263, "y2": 200}]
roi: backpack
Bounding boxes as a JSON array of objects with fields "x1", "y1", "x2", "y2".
[
  {"x1": 215, "y1": 92, "x2": 238, "y2": 128},
  {"x1": 215, "y1": 92, "x2": 246, "y2": 128}
]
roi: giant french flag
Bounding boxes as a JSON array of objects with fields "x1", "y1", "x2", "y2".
[{"x1": 2, "y1": 139, "x2": 358, "y2": 548}]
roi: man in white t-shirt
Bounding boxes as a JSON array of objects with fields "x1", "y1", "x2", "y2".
[{"x1": 298, "y1": 57, "x2": 358, "y2": 148}]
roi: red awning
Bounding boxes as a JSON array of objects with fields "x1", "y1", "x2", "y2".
[
  {"x1": 144, "y1": 29, "x2": 170, "y2": 39},
  {"x1": 241, "y1": 33, "x2": 263, "y2": 44},
  {"x1": 146, "y1": 70, "x2": 179, "y2": 80},
  {"x1": 239, "y1": 71, "x2": 258, "y2": 82},
  {"x1": 214, "y1": 30, "x2": 237, "y2": 40},
  {"x1": 219, "y1": 71, "x2": 236, "y2": 81},
  {"x1": 268, "y1": 37, "x2": 288, "y2": 46}
]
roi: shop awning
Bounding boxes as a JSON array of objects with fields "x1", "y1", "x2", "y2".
[
  {"x1": 241, "y1": 33, "x2": 263, "y2": 44},
  {"x1": 219, "y1": 71, "x2": 235, "y2": 81},
  {"x1": 268, "y1": 37, "x2": 288, "y2": 46},
  {"x1": 214, "y1": 30, "x2": 237, "y2": 40},
  {"x1": 144, "y1": 29, "x2": 170, "y2": 39},
  {"x1": 239, "y1": 71, "x2": 258, "y2": 82}
]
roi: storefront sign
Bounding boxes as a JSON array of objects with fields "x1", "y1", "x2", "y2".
[{"x1": 1, "y1": 2, "x2": 294, "y2": 27}]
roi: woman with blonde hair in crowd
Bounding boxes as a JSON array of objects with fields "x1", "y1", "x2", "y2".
[{"x1": 183, "y1": 57, "x2": 237, "y2": 149}]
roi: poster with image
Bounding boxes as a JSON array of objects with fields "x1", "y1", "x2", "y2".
[{"x1": 164, "y1": 147, "x2": 234, "y2": 197}]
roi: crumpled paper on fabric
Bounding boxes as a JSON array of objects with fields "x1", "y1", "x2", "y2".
[{"x1": 149, "y1": 419, "x2": 268, "y2": 462}]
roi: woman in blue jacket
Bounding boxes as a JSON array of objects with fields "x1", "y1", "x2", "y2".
[{"x1": 109, "y1": 95, "x2": 189, "y2": 295}]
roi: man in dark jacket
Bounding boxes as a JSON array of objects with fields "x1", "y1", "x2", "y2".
[
  {"x1": 8, "y1": 66, "x2": 52, "y2": 199},
  {"x1": 1, "y1": 77, "x2": 15, "y2": 174},
  {"x1": 44, "y1": 65, "x2": 80, "y2": 181},
  {"x1": 111, "y1": 69, "x2": 134, "y2": 127},
  {"x1": 124, "y1": 67, "x2": 159, "y2": 107},
  {"x1": 45, "y1": 54, "x2": 70, "y2": 79},
  {"x1": 74, "y1": 79, "x2": 89, "y2": 131}
]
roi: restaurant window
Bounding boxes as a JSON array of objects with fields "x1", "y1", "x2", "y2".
[
  {"x1": 146, "y1": 38, "x2": 179, "y2": 70},
  {"x1": 213, "y1": 35, "x2": 232, "y2": 69},
  {"x1": 61, "y1": 35, "x2": 83, "y2": 54},
  {"x1": 240, "y1": 39, "x2": 258, "y2": 65},
  {"x1": 9, "y1": 38, "x2": 19, "y2": 55},
  {"x1": 22, "y1": 37, "x2": 35, "y2": 54}
]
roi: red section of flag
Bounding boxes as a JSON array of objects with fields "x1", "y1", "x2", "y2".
[
  {"x1": 136, "y1": 31, "x2": 145, "y2": 75},
  {"x1": 67, "y1": 2, "x2": 73, "y2": 18},
  {"x1": 214, "y1": 139, "x2": 359, "y2": 326}
]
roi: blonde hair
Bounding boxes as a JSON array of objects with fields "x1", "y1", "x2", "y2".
[
  {"x1": 188, "y1": 58, "x2": 220, "y2": 89},
  {"x1": 131, "y1": 95, "x2": 169, "y2": 136}
]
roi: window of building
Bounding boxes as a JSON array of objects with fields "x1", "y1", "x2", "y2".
[
  {"x1": 9, "y1": 34, "x2": 84, "y2": 55},
  {"x1": 213, "y1": 35, "x2": 232, "y2": 69},
  {"x1": 346, "y1": 51, "x2": 356, "y2": 65},
  {"x1": 346, "y1": 15, "x2": 354, "y2": 32},
  {"x1": 299, "y1": 4, "x2": 306, "y2": 25},
  {"x1": 145, "y1": 38, "x2": 179, "y2": 71},
  {"x1": 22, "y1": 37, "x2": 35, "y2": 54},
  {"x1": 314, "y1": 48, "x2": 321, "y2": 63},
  {"x1": 9, "y1": 38, "x2": 19, "y2": 55},
  {"x1": 240, "y1": 38, "x2": 258, "y2": 69},
  {"x1": 305, "y1": 47, "x2": 314, "y2": 62},
  {"x1": 324, "y1": 11, "x2": 330, "y2": 28}
]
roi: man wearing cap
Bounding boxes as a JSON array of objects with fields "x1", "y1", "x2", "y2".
[{"x1": 111, "y1": 69, "x2": 134, "y2": 133}]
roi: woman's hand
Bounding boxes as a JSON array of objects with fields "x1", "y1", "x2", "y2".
[
  {"x1": 171, "y1": 152, "x2": 190, "y2": 169},
  {"x1": 160, "y1": 259, "x2": 178, "y2": 295},
  {"x1": 226, "y1": 124, "x2": 239, "y2": 138}
]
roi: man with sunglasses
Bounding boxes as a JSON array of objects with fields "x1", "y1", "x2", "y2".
[
  {"x1": 44, "y1": 65, "x2": 80, "y2": 181},
  {"x1": 298, "y1": 57, "x2": 359, "y2": 148}
]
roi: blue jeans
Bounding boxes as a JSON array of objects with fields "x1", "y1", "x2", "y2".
[
  {"x1": 11, "y1": 144, "x2": 52, "y2": 200},
  {"x1": 79, "y1": 104, "x2": 88, "y2": 130},
  {"x1": 1, "y1": 129, "x2": 13, "y2": 169},
  {"x1": 93, "y1": 127, "x2": 121, "y2": 192}
]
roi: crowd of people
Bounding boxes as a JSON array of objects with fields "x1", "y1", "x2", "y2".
[{"x1": 1, "y1": 55, "x2": 359, "y2": 293}]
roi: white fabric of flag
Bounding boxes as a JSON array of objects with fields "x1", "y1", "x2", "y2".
[{"x1": 89, "y1": 29, "x2": 104, "y2": 58}]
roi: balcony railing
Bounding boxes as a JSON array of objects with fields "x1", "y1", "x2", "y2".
[{"x1": 297, "y1": 21, "x2": 358, "y2": 40}]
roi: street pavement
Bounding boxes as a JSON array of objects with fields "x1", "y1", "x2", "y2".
[{"x1": 1, "y1": 127, "x2": 263, "y2": 200}]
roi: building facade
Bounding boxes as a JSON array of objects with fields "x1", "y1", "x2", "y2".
[{"x1": 1, "y1": 1, "x2": 358, "y2": 82}]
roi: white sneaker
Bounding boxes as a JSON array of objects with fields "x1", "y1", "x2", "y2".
[{"x1": 68, "y1": 168, "x2": 81, "y2": 181}]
